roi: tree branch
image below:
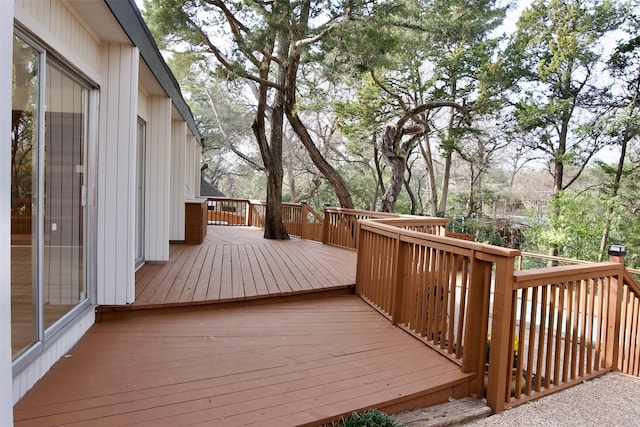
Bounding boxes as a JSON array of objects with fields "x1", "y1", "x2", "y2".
[
  {"x1": 185, "y1": 16, "x2": 284, "y2": 90},
  {"x1": 370, "y1": 69, "x2": 409, "y2": 112}
]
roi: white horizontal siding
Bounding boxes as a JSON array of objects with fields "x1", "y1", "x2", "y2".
[{"x1": 97, "y1": 43, "x2": 138, "y2": 305}]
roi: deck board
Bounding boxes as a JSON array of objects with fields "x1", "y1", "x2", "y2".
[
  {"x1": 13, "y1": 226, "x2": 473, "y2": 426},
  {"x1": 114, "y1": 226, "x2": 358, "y2": 310},
  {"x1": 14, "y1": 295, "x2": 472, "y2": 426}
]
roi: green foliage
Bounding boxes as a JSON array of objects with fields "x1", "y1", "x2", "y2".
[
  {"x1": 320, "y1": 1, "x2": 413, "y2": 77},
  {"x1": 522, "y1": 190, "x2": 607, "y2": 260},
  {"x1": 329, "y1": 409, "x2": 403, "y2": 427},
  {"x1": 143, "y1": 0, "x2": 197, "y2": 49},
  {"x1": 446, "y1": 214, "x2": 509, "y2": 247},
  {"x1": 601, "y1": 160, "x2": 640, "y2": 269},
  {"x1": 506, "y1": 0, "x2": 626, "y2": 195},
  {"x1": 142, "y1": 0, "x2": 640, "y2": 263},
  {"x1": 334, "y1": 75, "x2": 388, "y2": 141}
]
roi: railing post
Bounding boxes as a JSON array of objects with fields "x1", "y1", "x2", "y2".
[
  {"x1": 391, "y1": 234, "x2": 406, "y2": 325},
  {"x1": 606, "y1": 246, "x2": 626, "y2": 370},
  {"x1": 485, "y1": 254, "x2": 517, "y2": 414},
  {"x1": 301, "y1": 202, "x2": 309, "y2": 240},
  {"x1": 322, "y1": 207, "x2": 330, "y2": 245},
  {"x1": 462, "y1": 252, "x2": 492, "y2": 396},
  {"x1": 246, "y1": 200, "x2": 252, "y2": 226}
]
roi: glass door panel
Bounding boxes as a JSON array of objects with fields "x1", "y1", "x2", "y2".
[
  {"x1": 43, "y1": 63, "x2": 87, "y2": 329},
  {"x1": 11, "y1": 33, "x2": 91, "y2": 361},
  {"x1": 11, "y1": 36, "x2": 40, "y2": 359},
  {"x1": 135, "y1": 119, "x2": 145, "y2": 267}
]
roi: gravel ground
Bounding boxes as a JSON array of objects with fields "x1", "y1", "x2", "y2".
[{"x1": 463, "y1": 372, "x2": 640, "y2": 426}]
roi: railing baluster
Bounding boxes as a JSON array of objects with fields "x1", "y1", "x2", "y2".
[
  {"x1": 203, "y1": 199, "x2": 640, "y2": 414},
  {"x1": 524, "y1": 286, "x2": 537, "y2": 393},
  {"x1": 536, "y1": 286, "x2": 548, "y2": 391}
]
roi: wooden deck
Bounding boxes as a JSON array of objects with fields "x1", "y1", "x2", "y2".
[
  {"x1": 14, "y1": 226, "x2": 474, "y2": 426},
  {"x1": 14, "y1": 295, "x2": 472, "y2": 426},
  {"x1": 123, "y1": 226, "x2": 358, "y2": 310}
]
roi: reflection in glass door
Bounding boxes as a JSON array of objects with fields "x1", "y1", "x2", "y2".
[
  {"x1": 135, "y1": 119, "x2": 146, "y2": 268},
  {"x1": 11, "y1": 33, "x2": 91, "y2": 361},
  {"x1": 43, "y1": 62, "x2": 87, "y2": 330},
  {"x1": 10, "y1": 35, "x2": 41, "y2": 359}
]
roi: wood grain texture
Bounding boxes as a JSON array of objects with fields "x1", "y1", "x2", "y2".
[
  {"x1": 14, "y1": 295, "x2": 471, "y2": 426},
  {"x1": 107, "y1": 226, "x2": 358, "y2": 311}
]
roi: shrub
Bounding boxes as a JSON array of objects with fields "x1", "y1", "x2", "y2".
[{"x1": 331, "y1": 409, "x2": 403, "y2": 427}]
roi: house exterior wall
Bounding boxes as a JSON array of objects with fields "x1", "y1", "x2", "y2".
[
  {"x1": 14, "y1": 0, "x2": 102, "y2": 83},
  {"x1": 1, "y1": 2, "x2": 15, "y2": 422},
  {"x1": 12, "y1": 310, "x2": 95, "y2": 403},
  {"x1": 186, "y1": 135, "x2": 201, "y2": 200},
  {"x1": 170, "y1": 120, "x2": 187, "y2": 241},
  {"x1": 4, "y1": 0, "x2": 203, "y2": 411},
  {"x1": 97, "y1": 42, "x2": 139, "y2": 305},
  {"x1": 195, "y1": 140, "x2": 203, "y2": 197},
  {"x1": 138, "y1": 89, "x2": 149, "y2": 121},
  {"x1": 145, "y1": 96, "x2": 172, "y2": 261}
]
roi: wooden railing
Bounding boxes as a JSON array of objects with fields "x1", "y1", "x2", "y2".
[
  {"x1": 246, "y1": 201, "x2": 323, "y2": 241},
  {"x1": 322, "y1": 208, "x2": 449, "y2": 249},
  {"x1": 206, "y1": 197, "x2": 640, "y2": 413},
  {"x1": 619, "y1": 268, "x2": 640, "y2": 376},
  {"x1": 499, "y1": 262, "x2": 624, "y2": 411},
  {"x1": 355, "y1": 219, "x2": 518, "y2": 409},
  {"x1": 206, "y1": 199, "x2": 448, "y2": 248},
  {"x1": 206, "y1": 198, "x2": 323, "y2": 240},
  {"x1": 206, "y1": 198, "x2": 251, "y2": 225},
  {"x1": 355, "y1": 218, "x2": 640, "y2": 414}
]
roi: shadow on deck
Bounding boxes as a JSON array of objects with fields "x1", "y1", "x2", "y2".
[{"x1": 14, "y1": 226, "x2": 475, "y2": 426}]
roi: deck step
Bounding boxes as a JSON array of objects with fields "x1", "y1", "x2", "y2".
[{"x1": 395, "y1": 397, "x2": 491, "y2": 426}]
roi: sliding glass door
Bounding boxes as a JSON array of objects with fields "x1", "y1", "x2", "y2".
[
  {"x1": 10, "y1": 35, "x2": 40, "y2": 359},
  {"x1": 11, "y1": 32, "x2": 93, "y2": 361},
  {"x1": 135, "y1": 118, "x2": 146, "y2": 268}
]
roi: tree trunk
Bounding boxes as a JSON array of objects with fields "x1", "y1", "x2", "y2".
[
  {"x1": 380, "y1": 156, "x2": 405, "y2": 212},
  {"x1": 598, "y1": 132, "x2": 629, "y2": 261},
  {"x1": 252, "y1": 113, "x2": 289, "y2": 240},
  {"x1": 379, "y1": 118, "x2": 430, "y2": 213},
  {"x1": 287, "y1": 112, "x2": 354, "y2": 208},
  {"x1": 419, "y1": 135, "x2": 438, "y2": 216},
  {"x1": 379, "y1": 125, "x2": 405, "y2": 212},
  {"x1": 373, "y1": 141, "x2": 385, "y2": 211},
  {"x1": 404, "y1": 176, "x2": 418, "y2": 215},
  {"x1": 437, "y1": 150, "x2": 452, "y2": 217},
  {"x1": 282, "y1": 21, "x2": 353, "y2": 209},
  {"x1": 549, "y1": 114, "x2": 569, "y2": 258},
  {"x1": 286, "y1": 156, "x2": 295, "y2": 202},
  {"x1": 264, "y1": 170, "x2": 289, "y2": 239},
  {"x1": 251, "y1": 30, "x2": 289, "y2": 240}
]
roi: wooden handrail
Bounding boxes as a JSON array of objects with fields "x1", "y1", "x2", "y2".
[
  {"x1": 619, "y1": 266, "x2": 640, "y2": 376},
  {"x1": 354, "y1": 218, "x2": 640, "y2": 414},
  {"x1": 355, "y1": 218, "x2": 520, "y2": 408},
  {"x1": 323, "y1": 208, "x2": 452, "y2": 250},
  {"x1": 206, "y1": 197, "x2": 324, "y2": 241},
  {"x1": 205, "y1": 197, "x2": 640, "y2": 413},
  {"x1": 517, "y1": 251, "x2": 594, "y2": 270},
  {"x1": 623, "y1": 269, "x2": 640, "y2": 295},
  {"x1": 513, "y1": 263, "x2": 621, "y2": 288}
]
